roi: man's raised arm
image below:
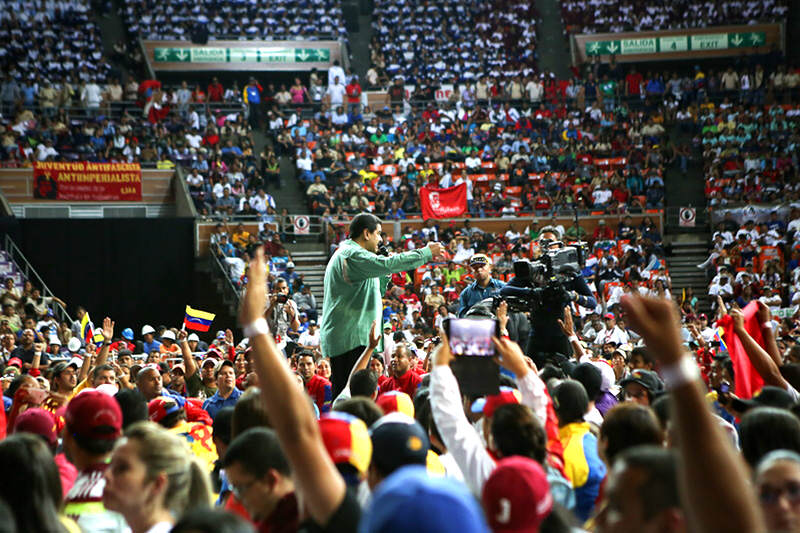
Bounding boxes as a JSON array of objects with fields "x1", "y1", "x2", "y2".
[{"x1": 242, "y1": 249, "x2": 348, "y2": 526}]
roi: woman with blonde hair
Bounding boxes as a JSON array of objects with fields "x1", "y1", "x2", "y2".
[{"x1": 103, "y1": 421, "x2": 212, "y2": 533}]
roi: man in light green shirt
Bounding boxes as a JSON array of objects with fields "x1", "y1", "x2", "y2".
[{"x1": 320, "y1": 213, "x2": 443, "y2": 395}]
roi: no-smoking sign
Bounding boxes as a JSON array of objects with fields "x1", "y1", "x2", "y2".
[{"x1": 679, "y1": 207, "x2": 696, "y2": 227}]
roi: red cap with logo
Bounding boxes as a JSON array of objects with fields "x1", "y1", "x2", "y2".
[
  {"x1": 470, "y1": 387, "x2": 522, "y2": 418},
  {"x1": 482, "y1": 456, "x2": 553, "y2": 532},
  {"x1": 148, "y1": 397, "x2": 181, "y2": 424},
  {"x1": 64, "y1": 390, "x2": 122, "y2": 441}
]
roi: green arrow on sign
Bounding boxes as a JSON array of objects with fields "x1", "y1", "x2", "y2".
[
  {"x1": 295, "y1": 49, "x2": 311, "y2": 62},
  {"x1": 730, "y1": 34, "x2": 744, "y2": 47},
  {"x1": 175, "y1": 49, "x2": 189, "y2": 61}
]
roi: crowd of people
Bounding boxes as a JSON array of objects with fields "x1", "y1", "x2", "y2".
[
  {"x1": 0, "y1": 0, "x2": 112, "y2": 87},
  {"x1": 559, "y1": 0, "x2": 789, "y2": 34},
  {"x1": 699, "y1": 208, "x2": 800, "y2": 315},
  {"x1": 4, "y1": 227, "x2": 800, "y2": 532},
  {"x1": 369, "y1": 0, "x2": 539, "y2": 86},
  {"x1": 120, "y1": 0, "x2": 347, "y2": 41}
]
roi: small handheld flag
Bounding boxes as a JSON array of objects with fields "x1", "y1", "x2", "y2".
[
  {"x1": 715, "y1": 327, "x2": 728, "y2": 352},
  {"x1": 80, "y1": 312, "x2": 94, "y2": 344},
  {"x1": 184, "y1": 306, "x2": 216, "y2": 332}
]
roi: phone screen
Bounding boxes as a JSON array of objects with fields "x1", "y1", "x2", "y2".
[
  {"x1": 445, "y1": 318, "x2": 500, "y2": 396},
  {"x1": 446, "y1": 318, "x2": 497, "y2": 357}
]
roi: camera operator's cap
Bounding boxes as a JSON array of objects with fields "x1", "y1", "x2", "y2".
[
  {"x1": 319, "y1": 411, "x2": 372, "y2": 475},
  {"x1": 187, "y1": 333, "x2": 199, "y2": 342},
  {"x1": 619, "y1": 369, "x2": 663, "y2": 395},
  {"x1": 369, "y1": 412, "x2": 430, "y2": 474},
  {"x1": 377, "y1": 391, "x2": 415, "y2": 418},
  {"x1": 65, "y1": 389, "x2": 122, "y2": 441},
  {"x1": 148, "y1": 397, "x2": 182, "y2": 424},
  {"x1": 470, "y1": 387, "x2": 522, "y2": 418},
  {"x1": 731, "y1": 386, "x2": 794, "y2": 413},
  {"x1": 482, "y1": 456, "x2": 553, "y2": 533},
  {"x1": 469, "y1": 254, "x2": 491, "y2": 266},
  {"x1": 142, "y1": 325, "x2": 156, "y2": 336}
]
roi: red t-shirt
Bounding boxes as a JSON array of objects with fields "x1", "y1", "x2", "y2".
[
  {"x1": 305, "y1": 374, "x2": 332, "y2": 413},
  {"x1": 626, "y1": 73, "x2": 643, "y2": 95},
  {"x1": 346, "y1": 83, "x2": 361, "y2": 103},
  {"x1": 379, "y1": 370, "x2": 423, "y2": 397}
]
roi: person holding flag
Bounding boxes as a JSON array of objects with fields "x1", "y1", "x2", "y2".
[{"x1": 70, "y1": 305, "x2": 93, "y2": 346}]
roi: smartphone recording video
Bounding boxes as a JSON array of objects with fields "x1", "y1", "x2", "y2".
[
  {"x1": 444, "y1": 318, "x2": 500, "y2": 396},
  {"x1": 445, "y1": 318, "x2": 497, "y2": 357}
]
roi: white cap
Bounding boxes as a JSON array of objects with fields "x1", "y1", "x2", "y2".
[
  {"x1": 142, "y1": 325, "x2": 156, "y2": 335},
  {"x1": 67, "y1": 356, "x2": 83, "y2": 369},
  {"x1": 161, "y1": 330, "x2": 176, "y2": 341},
  {"x1": 187, "y1": 333, "x2": 200, "y2": 342},
  {"x1": 67, "y1": 337, "x2": 82, "y2": 353},
  {"x1": 286, "y1": 261, "x2": 295, "y2": 268},
  {"x1": 95, "y1": 383, "x2": 120, "y2": 396},
  {"x1": 49, "y1": 335, "x2": 62, "y2": 346}
]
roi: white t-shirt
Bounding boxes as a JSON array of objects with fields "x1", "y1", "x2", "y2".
[{"x1": 326, "y1": 84, "x2": 346, "y2": 106}]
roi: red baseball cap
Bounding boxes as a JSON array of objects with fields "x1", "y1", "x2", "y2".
[
  {"x1": 470, "y1": 387, "x2": 522, "y2": 418},
  {"x1": 482, "y1": 456, "x2": 553, "y2": 533},
  {"x1": 604, "y1": 313, "x2": 615, "y2": 320},
  {"x1": 376, "y1": 391, "x2": 415, "y2": 418},
  {"x1": 7, "y1": 357, "x2": 22, "y2": 369},
  {"x1": 319, "y1": 412, "x2": 372, "y2": 475},
  {"x1": 148, "y1": 397, "x2": 182, "y2": 424},
  {"x1": 64, "y1": 390, "x2": 122, "y2": 441},
  {"x1": 13, "y1": 407, "x2": 58, "y2": 447}
]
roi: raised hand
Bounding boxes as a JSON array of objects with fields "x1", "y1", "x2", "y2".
[
  {"x1": 621, "y1": 294, "x2": 684, "y2": 365},
  {"x1": 102, "y1": 317, "x2": 114, "y2": 341},
  {"x1": 491, "y1": 335, "x2": 529, "y2": 376},
  {"x1": 368, "y1": 319, "x2": 381, "y2": 348},
  {"x1": 240, "y1": 248, "x2": 267, "y2": 326},
  {"x1": 557, "y1": 306, "x2": 575, "y2": 336}
]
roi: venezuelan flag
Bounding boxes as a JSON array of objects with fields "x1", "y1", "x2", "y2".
[
  {"x1": 715, "y1": 327, "x2": 728, "y2": 352},
  {"x1": 80, "y1": 312, "x2": 94, "y2": 343},
  {"x1": 184, "y1": 306, "x2": 216, "y2": 332}
]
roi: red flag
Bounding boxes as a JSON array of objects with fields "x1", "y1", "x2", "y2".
[
  {"x1": 717, "y1": 301, "x2": 765, "y2": 399},
  {"x1": 419, "y1": 183, "x2": 467, "y2": 219}
]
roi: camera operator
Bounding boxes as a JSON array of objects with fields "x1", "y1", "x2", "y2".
[
  {"x1": 457, "y1": 254, "x2": 506, "y2": 317},
  {"x1": 267, "y1": 278, "x2": 299, "y2": 341},
  {"x1": 504, "y1": 226, "x2": 597, "y2": 366}
]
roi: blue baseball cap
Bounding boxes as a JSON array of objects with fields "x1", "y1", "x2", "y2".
[
  {"x1": 122, "y1": 328, "x2": 134, "y2": 341},
  {"x1": 359, "y1": 465, "x2": 489, "y2": 533}
]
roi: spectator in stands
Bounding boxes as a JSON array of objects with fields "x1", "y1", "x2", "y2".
[
  {"x1": 63, "y1": 390, "x2": 127, "y2": 531},
  {"x1": 202, "y1": 360, "x2": 242, "y2": 420}
]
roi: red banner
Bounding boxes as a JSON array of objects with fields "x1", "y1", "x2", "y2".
[
  {"x1": 419, "y1": 183, "x2": 467, "y2": 219},
  {"x1": 33, "y1": 162, "x2": 142, "y2": 201}
]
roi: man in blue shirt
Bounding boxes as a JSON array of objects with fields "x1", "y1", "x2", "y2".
[
  {"x1": 141, "y1": 325, "x2": 161, "y2": 354},
  {"x1": 458, "y1": 254, "x2": 506, "y2": 317},
  {"x1": 202, "y1": 360, "x2": 242, "y2": 419}
]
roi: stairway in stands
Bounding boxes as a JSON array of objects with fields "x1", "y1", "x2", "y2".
[
  {"x1": 666, "y1": 236, "x2": 711, "y2": 313},
  {"x1": 663, "y1": 121, "x2": 711, "y2": 313},
  {"x1": 287, "y1": 243, "x2": 328, "y2": 313}
]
